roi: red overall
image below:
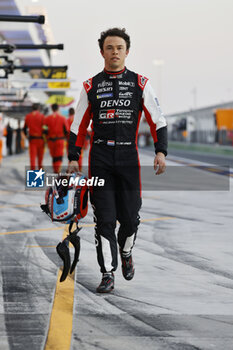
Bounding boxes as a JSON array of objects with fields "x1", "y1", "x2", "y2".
[
  {"x1": 24, "y1": 111, "x2": 45, "y2": 170},
  {"x1": 44, "y1": 113, "x2": 68, "y2": 173}
]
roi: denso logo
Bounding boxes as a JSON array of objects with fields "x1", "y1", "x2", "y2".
[{"x1": 100, "y1": 99, "x2": 131, "y2": 108}]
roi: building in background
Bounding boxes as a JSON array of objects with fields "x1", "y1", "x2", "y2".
[
  {"x1": 0, "y1": 0, "x2": 63, "y2": 125},
  {"x1": 166, "y1": 101, "x2": 233, "y2": 146}
]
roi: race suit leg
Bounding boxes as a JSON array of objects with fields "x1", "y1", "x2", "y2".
[
  {"x1": 89, "y1": 144, "x2": 118, "y2": 273},
  {"x1": 47, "y1": 140, "x2": 54, "y2": 171},
  {"x1": 115, "y1": 147, "x2": 142, "y2": 252},
  {"x1": 37, "y1": 139, "x2": 45, "y2": 169},
  {"x1": 48, "y1": 140, "x2": 64, "y2": 173},
  {"x1": 29, "y1": 140, "x2": 37, "y2": 170}
]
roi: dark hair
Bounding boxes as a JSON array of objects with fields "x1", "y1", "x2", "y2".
[
  {"x1": 51, "y1": 103, "x2": 59, "y2": 112},
  {"x1": 32, "y1": 103, "x2": 39, "y2": 111},
  {"x1": 98, "y1": 28, "x2": 130, "y2": 51},
  {"x1": 69, "y1": 107, "x2": 75, "y2": 115}
]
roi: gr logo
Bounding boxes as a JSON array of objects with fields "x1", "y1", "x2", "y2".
[{"x1": 106, "y1": 110, "x2": 115, "y2": 119}]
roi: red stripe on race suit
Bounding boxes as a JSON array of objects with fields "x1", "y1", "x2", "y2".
[
  {"x1": 137, "y1": 74, "x2": 148, "y2": 90},
  {"x1": 88, "y1": 132, "x2": 94, "y2": 195},
  {"x1": 142, "y1": 103, "x2": 158, "y2": 143},
  {"x1": 75, "y1": 104, "x2": 92, "y2": 148},
  {"x1": 83, "y1": 78, "x2": 93, "y2": 93},
  {"x1": 135, "y1": 110, "x2": 142, "y2": 197}
]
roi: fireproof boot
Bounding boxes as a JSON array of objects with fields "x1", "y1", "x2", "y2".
[
  {"x1": 120, "y1": 250, "x2": 135, "y2": 280},
  {"x1": 96, "y1": 272, "x2": 114, "y2": 293}
]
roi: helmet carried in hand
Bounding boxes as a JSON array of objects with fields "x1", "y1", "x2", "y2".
[{"x1": 41, "y1": 173, "x2": 88, "y2": 224}]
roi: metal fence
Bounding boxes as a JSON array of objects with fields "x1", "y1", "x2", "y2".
[{"x1": 168, "y1": 129, "x2": 233, "y2": 146}]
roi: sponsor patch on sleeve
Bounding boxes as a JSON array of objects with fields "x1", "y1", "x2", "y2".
[
  {"x1": 138, "y1": 74, "x2": 148, "y2": 90},
  {"x1": 83, "y1": 78, "x2": 93, "y2": 93}
]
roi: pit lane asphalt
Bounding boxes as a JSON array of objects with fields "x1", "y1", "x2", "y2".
[{"x1": 0, "y1": 148, "x2": 233, "y2": 350}]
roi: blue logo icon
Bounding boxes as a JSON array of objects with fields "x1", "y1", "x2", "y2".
[
  {"x1": 26, "y1": 169, "x2": 45, "y2": 188},
  {"x1": 97, "y1": 93, "x2": 113, "y2": 99}
]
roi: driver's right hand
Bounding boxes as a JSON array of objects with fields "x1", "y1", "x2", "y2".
[{"x1": 67, "y1": 160, "x2": 79, "y2": 174}]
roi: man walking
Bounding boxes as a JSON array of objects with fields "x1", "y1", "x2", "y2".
[
  {"x1": 44, "y1": 103, "x2": 68, "y2": 173},
  {"x1": 68, "y1": 28, "x2": 167, "y2": 293},
  {"x1": 15, "y1": 120, "x2": 22, "y2": 154},
  {"x1": 6, "y1": 122, "x2": 13, "y2": 156},
  {"x1": 23, "y1": 104, "x2": 45, "y2": 169}
]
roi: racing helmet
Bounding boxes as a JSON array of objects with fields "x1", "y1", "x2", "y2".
[{"x1": 41, "y1": 173, "x2": 88, "y2": 224}]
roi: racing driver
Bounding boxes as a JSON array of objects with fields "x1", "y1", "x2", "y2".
[{"x1": 67, "y1": 28, "x2": 168, "y2": 293}]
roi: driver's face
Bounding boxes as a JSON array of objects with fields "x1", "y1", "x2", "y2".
[{"x1": 101, "y1": 36, "x2": 129, "y2": 71}]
